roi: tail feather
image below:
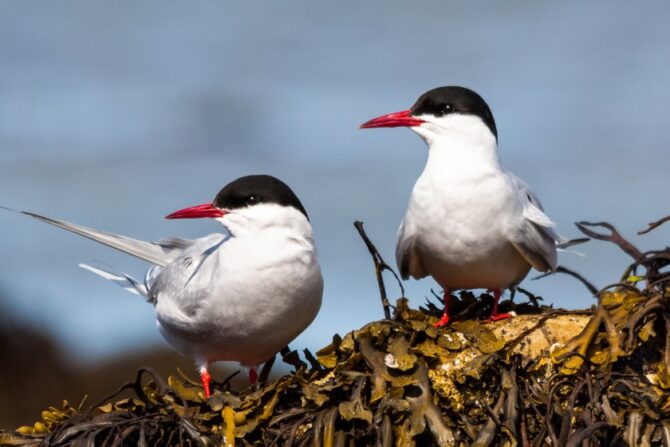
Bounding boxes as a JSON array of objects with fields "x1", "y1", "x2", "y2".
[
  {"x1": 1, "y1": 206, "x2": 173, "y2": 266},
  {"x1": 79, "y1": 263, "x2": 152, "y2": 302},
  {"x1": 556, "y1": 237, "x2": 589, "y2": 249},
  {"x1": 556, "y1": 237, "x2": 589, "y2": 258}
]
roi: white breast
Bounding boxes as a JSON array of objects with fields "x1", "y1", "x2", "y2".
[
  {"x1": 399, "y1": 138, "x2": 531, "y2": 290},
  {"x1": 153, "y1": 225, "x2": 323, "y2": 367}
]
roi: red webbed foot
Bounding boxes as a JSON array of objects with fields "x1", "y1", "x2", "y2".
[
  {"x1": 199, "y1": 366, "x2": 212, "y2": 398},
  {"x1": 433, "y1": 290, "x2": 452, "y2": 328},
  {"x1": 433, "y1": 313, "x2": 450, "y2": 328},
  {"x1": 248, "y1": 366, "x2": 258, "y2": 385},
  {"x1": 485, "y1": 312, "x2": 514, "y2": 323},
  {"x1": 484, "y1": 289, "x2": 515, "y2": 323}
]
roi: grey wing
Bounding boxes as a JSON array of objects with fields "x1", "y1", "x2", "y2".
[
  {"x1": 147, "y1": 234, "x2": 230, "y2": 336},
  {"x1": 395, "y1": 219, "x2": 427, "y2": 280},
  {"x1": 156, "y1": 236, "x2": 197, "y2": 255},
  {"x1": 506, "y1": 175, "x2": 560, "y2": 272},
  {"x1": 2, "y1": 207, "x2": 191, "y2": 267},
  {"x1": 148, "y1": 233, "x2": 229, "y2": 306}
]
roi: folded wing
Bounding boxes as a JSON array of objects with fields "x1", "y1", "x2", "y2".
[
  {"x1": 506, "y1": 175, "x2": 560, "y2": 272},
  {"x1": 395, "y1": 219, "x2": 427, "y2": 280}
]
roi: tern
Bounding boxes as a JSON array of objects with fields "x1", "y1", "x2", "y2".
[
  {"x1": 361, "y1": 86, "x2": 564, "y2": 327},
  {"x1": 3, "y1": 175, "x2": 323, "y2": 397}
]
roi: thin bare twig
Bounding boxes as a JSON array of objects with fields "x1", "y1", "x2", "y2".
[
  {"x1": 515, "y1": 287, "x2": 543, "y2": 307},
  {"x1": 353, "y1": 221, "x2": 404, "y2": 319},
  {"x1": 575, "y1": 221, "x2": 642, "y2": 259},
  {"x1": 259, "y1": 354, "x2": 276, "y2": 384},
  {"x1": 638, "y1": 214, "x2": 670, "y2": 235},
  {"x1": 533, "y1": 265, "x2": 599, "y2": 296}
]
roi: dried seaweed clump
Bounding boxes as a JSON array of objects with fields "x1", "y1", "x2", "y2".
[{"x1": 2, "y1": 217, "x2": 670, "y2": 446}]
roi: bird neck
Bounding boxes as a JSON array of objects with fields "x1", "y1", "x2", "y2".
[{"x1": 423, "y1": 130, "x2": 502, "y2": 177}]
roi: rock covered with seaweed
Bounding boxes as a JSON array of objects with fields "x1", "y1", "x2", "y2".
[{"x1": 1, "y1": 217, "x2": 669, "y2": 446}]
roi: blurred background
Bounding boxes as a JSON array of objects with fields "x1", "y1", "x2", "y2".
[{"x1": 1, "y1": 1, "x2": 669, "y2": 428}]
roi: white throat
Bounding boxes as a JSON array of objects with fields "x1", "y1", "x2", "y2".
[
  {"x1": 411, "y1": 114, "x2": 501, "y2": 175},
  {"x1": 215, "y1": 203, "x2": 314, "y2": 240}
]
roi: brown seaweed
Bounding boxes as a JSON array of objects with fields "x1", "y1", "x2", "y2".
[{"x1": 2, "y1": 217, "x2": 669, "y2": 446}]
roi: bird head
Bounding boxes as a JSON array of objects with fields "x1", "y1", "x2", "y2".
[
  {"x1": 360, "y1": 86, "x2": 497, "y2": 148},
  {"x1": 166, "y1": 175, "x2": 309, "y2": 236}
]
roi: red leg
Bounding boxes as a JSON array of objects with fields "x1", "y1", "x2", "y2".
[
  {"x1": 248, "y1": 366, "x2": 258, "y2": 384},
  {"x1": 199, "y1": 366, "x2": 212, "y2": 398},
  {"x1": 488, "y1": 289, "x2": 513, "y2": 322},
  {"x1": 433, "y1": 290, "x2": 451, "y2": 328}
]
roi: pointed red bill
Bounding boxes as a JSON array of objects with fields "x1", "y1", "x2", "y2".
[
  {"x1": 359, "y1": 109, "x2": 425, "y2": 129},
  {"x1": 165, "y1": 203, "x2": 228, "y2": 219}
]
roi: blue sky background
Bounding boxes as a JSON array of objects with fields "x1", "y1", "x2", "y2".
[{"x1": 1, "y1": 1, "x2": 669, "y2": 365}]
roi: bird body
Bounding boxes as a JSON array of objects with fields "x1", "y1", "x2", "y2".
[
  {"x1": 361, "y1": 86, "x2": 562, "y2": 325},
  {"x1": 4, "y1": 175, "x2": 323, "y2": 396},
  {"x1": 152, "y1": 207, "x2": 322, "y2": 368},
  {"x1": 401, "y1": 169, "x2": 533, "y2": 291}
]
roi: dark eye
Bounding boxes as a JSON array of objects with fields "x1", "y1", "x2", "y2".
[
  {"x1": 441, "y1": 104, "x2": 455, "y2": 115},
  {"x1": 246, "y1": 195, "x2": 259, "y2": 205}
]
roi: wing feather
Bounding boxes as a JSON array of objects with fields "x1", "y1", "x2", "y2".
[
  {"x1": 506, "y1": 175, "x2": 560, "y2": 272},
  {"x1": 2, "y1": 206, "x2": 190, "y2": 267},
  {"x1": 395, "y1": 219, "x2": 427, "y2": 280}
]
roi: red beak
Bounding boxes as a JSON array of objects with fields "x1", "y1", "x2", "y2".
[
  {"x1": 165, "y1": 203, "x2": 228, "y2": 219},
  {"x1": 359, "y1": 109, "x2": 425, "y2": 129}
]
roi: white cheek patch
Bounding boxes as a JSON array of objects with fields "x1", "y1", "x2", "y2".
[
  {"x1": 222, "y1": 203, "x2": 312, "y2": 236},
  {"x1": 412, "y1": 114, "x2": 496, "y2": 149}
]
